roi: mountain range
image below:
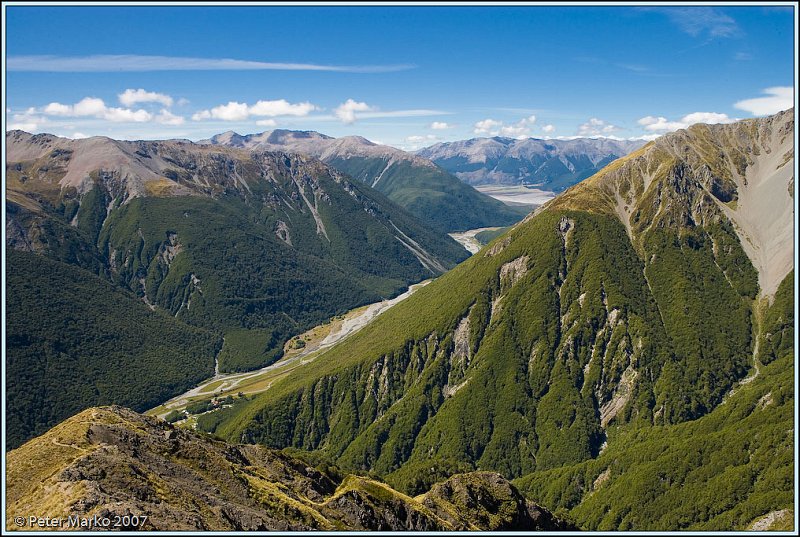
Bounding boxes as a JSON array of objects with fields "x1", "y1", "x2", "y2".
[
  {"x1": 5, "y1": 131, "x2": 469, "y2": 448},
  {"x1": 418, "y1": 136, "x2": 645, "y2": 191},
  {"x1": 199, "y1": 129, "x2": 529, "y2": 232},
  {"x1": 5, "y1": 109, "x2": 795, "y2": 531}
]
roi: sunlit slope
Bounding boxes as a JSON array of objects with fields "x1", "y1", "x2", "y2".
[{"x1": 213, "y1": 111, "x2": 793, "y2": 525}]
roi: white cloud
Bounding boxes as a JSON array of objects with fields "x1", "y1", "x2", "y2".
[
  {"x1": 638, "y1": 111, "x2": 734, "y2": 132},
  {"x1": 474, "y1": 118, "x2": 503, "y2": 135},
  {"x1": 499, "y1": 125, "x2": 529, "y2": 138},
  {"x1": 41, "y1": 97, "x2": 152, "y2": 122},
  {"x1": 682, "y1": 112, "x2": 734, "y2": 124},
  {"x1": 7, "y1": 54, "x2": 415, "y2": 74},
  {"x1": 249, "y1": 99, "x2": 317, "y2": 117},
  {"x1": 577, "y1": 117, "x2": 619, "y2": 136},
  {"x1": 203, "y1": 101, "x2": 249, "y2": 121},
  {"x1": 73, "y1": 97, "x2": 107, "y2": 116},
  {"x1": 542, "y1": 124, "x2": 556, "y2": 133},
  {"x1": 192, "y1": 99, "x2": 319, "y2": 122},
  {"x1": 9, "y1": 108, "x2": 48, "y2": 132},
  {"x1": 406, "y1": 134, "x2": 439, "y2": 143},
  {"x1": 430, "y1": 121, "x2": 451, "y2": 130},
  {"x1": 43, "y1": 102, "x2": 73, "y2": 116},
  {"x1": 155, "y1": 109, "x2": 185, "y2": 125},
  {"x1": 256, "y1": 119, "x2": 277, "y2": 127},
  {"x1": 474, "y1": 115, "x2": 536, "y2": 138},
  {"x1": 119, "y1": 88, "x2": 174, "y2": 107},
  {"x1": 402, "y1": 134, "x2": 441, "y2": 151},
  {"x1": 637, "y1": 116, "x2": 685, "y2": 132},
  {"x1": 635, "y1": 133, "x2": 663, "y2": 142},
  {"x1": 334, "y1": 99, "x2": 375, "y2": 124},
  {"x1": 734, "y1": 87, "x2": 794, "y2": 116},
  {"x1": 103, "y1": 107, "x2": 152, "y2": 122},
  {"x1": 71, "y1": 132, "x2": 88, "y2": 139},
  {"x1": 8, "y1": 122, "x2": 38, "y2": 132}
]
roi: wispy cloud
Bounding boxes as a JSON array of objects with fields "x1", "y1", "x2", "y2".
[
  {"x1": 7, "y1": 55, "x2": 416, "y2": 73},
  {"x1": 573, "y1": 56, "x2": 671, "y2": 77},
  {"x1": 734, "y1": 87, "x2": 794, "y2": 115},
  {"x1": 645, "y1": 7, "x2": 740, "y2": 38}
]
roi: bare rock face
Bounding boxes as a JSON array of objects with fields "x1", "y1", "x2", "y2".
[{"x1": 6, "y1": 406, "x2": 575, "y2": 531}]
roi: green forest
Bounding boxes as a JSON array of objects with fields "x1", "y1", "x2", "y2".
[{"x1": 6, "y1": 250, "x2": 221, "y2": 449}]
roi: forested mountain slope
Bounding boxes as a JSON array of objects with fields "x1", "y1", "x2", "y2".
[
  {"x1": 6, "y1": 131, "x2": 468, "y2": 448},
  {"x1": 200, "y1": 129, "x2": 529, "y2": 232},
  {"x1": 211, "y1": 109, "x2": 795, "y2": 530}
]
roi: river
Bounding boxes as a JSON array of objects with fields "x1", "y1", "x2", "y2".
[{"x1": 150, "y1": 279, "x2": 431, "y2": 418}]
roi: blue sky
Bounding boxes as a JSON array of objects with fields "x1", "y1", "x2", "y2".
[{"x1": 4, "y1": 3, "x2": 796, "y2": 149}]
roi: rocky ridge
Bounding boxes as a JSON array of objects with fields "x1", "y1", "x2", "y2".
[{"x1": 6, "y1": 406, "x2": 574, "y2": 531}]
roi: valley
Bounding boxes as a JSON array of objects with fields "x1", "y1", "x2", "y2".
[
  {"x1": 4, "y1": 110, "x2": 795, "y2": 531},
  {"x1": 148, "y1": 280, "x2": 431, "y2": 421}
]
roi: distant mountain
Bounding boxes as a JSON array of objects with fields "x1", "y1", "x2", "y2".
[
  {"x1": 210, "y1": 110, "x2": 794, "y2": 530},
  {"x1": 199, "y1": 129, "x2": 529, "y2": 232},
  {"x1": 6, "y1": 130, "x2": 468, "y2": 447},
  {"x1": 6, "y1": 406, "x2": 575, "y2": 531},
  {"x1": 417, "y1": 136, "x2": 645, "y2": 191}
]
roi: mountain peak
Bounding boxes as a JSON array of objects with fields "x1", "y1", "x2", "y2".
[{"x1": 550, "y1": 108, "x2": 794, "y2": 297}]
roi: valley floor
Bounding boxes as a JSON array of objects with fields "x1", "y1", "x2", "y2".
[
  {"x1": 475, "y1": 185, "x2": 556, "y2": 206},
  {"x1": 147, "y1": 280, "x2": 432, "y2": 420}
]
